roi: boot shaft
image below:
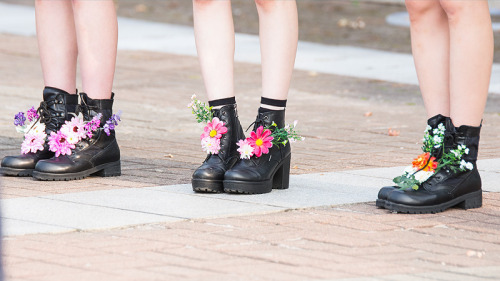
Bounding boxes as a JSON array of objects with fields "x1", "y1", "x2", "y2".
[
  {"x1": 444, "y1": 118, "x2": 481, "y2": 164},
  {"x1": 40, "y1": 87, "x2": 79, "y2": 134},
  {"x1": 79, "y1": 93, "x2": 114, "y2": 122},
  {"x1": 212, "y1": 104, "x2": 245, "y2": 160},
  {"x1": 254, "y1": 108, "x2": 286, "y2": 129}
]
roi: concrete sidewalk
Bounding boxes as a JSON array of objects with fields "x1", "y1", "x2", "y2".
[{"x1": 1, "y1": 2, "x2": 500, "y2": 280}]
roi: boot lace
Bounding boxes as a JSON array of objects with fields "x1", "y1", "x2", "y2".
[{"x1": 36, "y1": 95, "x2": 63, "y2": 132}]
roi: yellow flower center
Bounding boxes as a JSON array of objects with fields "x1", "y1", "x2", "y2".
[
  {"x1": 209, "y1": 130, "x2": 217, "y2": 138},
  {"x1": 255, "y1": 139, "x2": 263, "y2": 146}
]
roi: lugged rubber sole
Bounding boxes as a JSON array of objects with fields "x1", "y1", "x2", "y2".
[
  {"x1": 0, "y1": 167, "x2": 33, "y2": 177},
  {"x1": 375, "y1": 199, "x2": 386, "y2": 208},
  {"x1": 384, "y1": 190, "x2": 482, "y2": 214},
  {"x1": 192, "y1": 179, "x2": 223, "y2": 193},
  {"x1": 32, "y1": 161, "x2": 121, "y2": 181}
]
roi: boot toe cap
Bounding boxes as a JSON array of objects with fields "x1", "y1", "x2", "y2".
[{"x1": 1, "y1": 155, "x2": 36, "y2": 169}]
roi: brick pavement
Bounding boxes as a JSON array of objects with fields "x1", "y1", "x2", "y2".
[
  {"x1": 1, "y1": 29, "x2": 500, "y2": 280},
  {"x1": 3, "y1": 193, "x2": 500, "y2": 281}
]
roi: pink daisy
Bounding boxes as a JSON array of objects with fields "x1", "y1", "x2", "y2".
[
  {"x1": 201, "y1": 137, "x2": 221, "y2": 155},
  {"x1": 247, "y1": 126, "x2": 274, "y2": 157},
  {"x1": 60, "y1": 117, "x2": 86, "y2": 144},
  {"x1": 48, "y1": 131, "x2": 75, "y2": 157},
  {"x1": 21, "y1": 132, "x2": 46, "y2": 154},
  {"x1": 200, "y1": 117, "x2": 227, "y2": 140}
]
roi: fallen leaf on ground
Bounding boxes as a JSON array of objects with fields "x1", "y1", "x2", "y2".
[{"x1": 388, "y1": 128, "x2": 400, "y2": 136}]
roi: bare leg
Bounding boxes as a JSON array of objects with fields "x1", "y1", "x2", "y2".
[
  {"x1": 405, "y1": 0, "x2": 450, "y2": 118},
  {"x1": 255, "y1": 0, "x2": 298, "y2": 105},
  {"x1": 35, "y1": 0, "x2": 77, "y2": 94},
  {"x1": 440, "y1": 0, "x2": 493, "y2": 127},
  {"x1": 72, "y1": 0, "x2": 118, "y2": 99},
  {"x1": 193, "y1": 0, "x2": 235, "y2": 101}
]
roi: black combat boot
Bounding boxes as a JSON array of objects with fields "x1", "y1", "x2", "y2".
[
  {"x1": 1, "y1": 87, "x2": 78, "y2": 176},
  {"x1": 376, "y1": 114, "x2": 448, "y2": 208},
  {"x1": 223, "y1": 109, "x2": 291, "y2": 194},
  {"x1": 385, "y1": 118, "x2": 482, "y2": 214},
  {"x1": 33, "y1": 93, "x2": 121, "y2": 180},
  {"x1": 192, "y1": 104, "x2": 245, "y2": 193}
]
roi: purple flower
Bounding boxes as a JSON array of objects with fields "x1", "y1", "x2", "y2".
[
  {"x1": 27, "y1": 106, "x2": 39, "y2": 122},
  {"x1": 14, "y1": 112, "x2": 26, "y2": 126},
  {"x1": 83, "y1": 114, "x2": 102, "y2": 138},
  {"x1": 103, "y1": 111, "x2": 122, "y2": 136}
]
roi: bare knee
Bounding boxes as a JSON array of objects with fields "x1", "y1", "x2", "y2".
[
  {"x1": 405, "y1": 0, "x2": 441, "y2": 23},
  {"x1": 193, "y1": 0, "x2": 219, "y2": 9},
  {"x1": 255, "y1": 0, "x2": 278, "y2": 13},
  {"x1": 440, "y1": 0, "x2": 477, "y2": 21}
]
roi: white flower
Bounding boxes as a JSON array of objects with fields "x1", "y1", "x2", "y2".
[
  {"x1": 31, "y1": 122, "x2": 46, "y2": 135},
  {"x1": 293, "y1": 120, "x2": 298, "y2": 128},
  {"x1": 65, "y1": 134, "x2": 80, "y2": 145},
  {"x1": 437, "y1": 123, "x2": 445, "y2": 131},
  {"x1": 414, "y1": 170, "x2": 434, "y2": 183},
  {"x1": 201, "y1": 137, "x2": 220, "y2": 154},
  {"x1": 403, "y1": 166, "x2": 417, "y2": 175},
  {"x1": 452, "y1": 150, "x2": 459, "y2": 157},
  {"x1": 191, "y1": 94, "x2": 196, "y2": 100},
  {"x1": 460, "y1": 160, "x2": 474, "y2": 171},
  {"x1": 237, "y1": 139, "x2": 254, "y2": 159},
  {"x1": 466, "y1": 162, "x2": 473, "y2": 170},
  {"x1": 464, "y1": 148, "x2": 470, "y2": 154},
  {"x1": 425, "y1": 125, "x2": 432, "y2": 132},
  {"x1": 433, "y1": 135, "x2": 442, "y2": 144}
]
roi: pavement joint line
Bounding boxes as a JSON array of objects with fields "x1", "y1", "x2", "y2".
[
  {"x1": 2, "y1": 158, "x2": 499, "y2": 237},
  {"x1": 1, "y1": 2, "x2": 499, "y2": 94},
  {"x1": 33, "y1": 196, "x2": 191, "y2": 221}
]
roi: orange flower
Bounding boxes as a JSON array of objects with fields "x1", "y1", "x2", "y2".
[{"x1": 412, "y1": 152, "x2": 437, "y2": 172}]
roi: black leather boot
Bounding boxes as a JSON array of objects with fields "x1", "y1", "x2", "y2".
[
  {"x1": 32, "y1": 93, "x2": 121, "y2": 181},
  {"x1": 223, "y1": 109, "x2": 291, "y2": 194},
  {"x1": 192, "y1": 104, "x2": 245, "y2": 193},
  {"x1": 0, "y1": 87, "x2": 78, "y2": 176},
  {"x1": 376, "y1": 114, "x2": 448, "y2": 208},
  {"x1": 385, "y1": 119, "x2": 482, "y2": 214}
]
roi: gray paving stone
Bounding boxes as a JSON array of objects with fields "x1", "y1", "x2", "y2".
[{"x1": 2, "y1": 196, "x2": 179, "y2": 235}]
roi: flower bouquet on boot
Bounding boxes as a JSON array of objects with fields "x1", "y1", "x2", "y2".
[
  {"x1": 32, "y1": 93, "x2": 121, "y2": 181},
  {"x1": 379, "y1": 117, "x2": 482, "y2": 214},
  {"x1": 1, "y1": 87, "x2": 78, "y2": 176},
  {"x1": 224, "y1": 98, "x2": 303, "y2": 194},
  {"x1": 190, "y1": 95, "x2": 245, "y2": 193}
]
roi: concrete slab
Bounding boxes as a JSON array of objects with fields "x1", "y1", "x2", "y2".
[
  {"x1": 1, "y1": 2, "x2": 499, "y2": 94},
  {"x1": 2, "y1": 159, "x2": 498, "y2": 236},
  {"x1": 2, "y1": 196, "x2": 178, "y2": 235}
]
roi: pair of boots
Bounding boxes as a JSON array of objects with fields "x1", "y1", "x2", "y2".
[
  {"x1": 377, "y1": 114, "x2": 482, "y2": 214},
  {"x1": 1, "y1": 87, "x2": 120, "y2": 181},
  {"x1": 192, "y1": 105, "x2": 291, "y2": 194}
]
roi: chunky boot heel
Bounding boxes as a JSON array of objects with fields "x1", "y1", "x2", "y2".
[
  {"x1": 95, "y1": 161, "x2": 121, "y2": 177},
  {"x1": 457, "y1": 190, "x2": 482, "y2": 210},
  {"x1": 224, "y1": 109, "x2": 292, "y2": 194},
  {"x1": 33, "y1": 93, "x2": 121, "y2": 181},
  {"x1": 273, "y1": 155, "x2": 291, "y2": 190}
]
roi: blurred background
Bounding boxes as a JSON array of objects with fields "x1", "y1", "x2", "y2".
[{"x1": 3, "y1": 0, "x2": 500, "y2": 62}]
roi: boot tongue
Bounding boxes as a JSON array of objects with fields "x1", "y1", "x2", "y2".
[{"x1": 427, "y1": 114, "x2": 447, "y2": 129}]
